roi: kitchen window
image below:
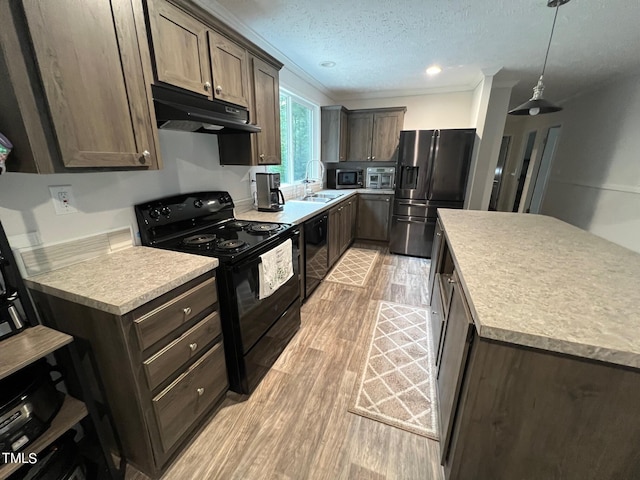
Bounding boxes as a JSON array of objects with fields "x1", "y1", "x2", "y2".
[{"x1": 269, "y1": 89, "x2": 318, "y2": 184}]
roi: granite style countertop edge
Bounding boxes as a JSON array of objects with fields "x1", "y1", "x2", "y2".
[
  {"x1": 438, "y1": 209, "x2": 640, "y2": 369},
  {"x1": 25, "y1": 247, "x2": 218, "y2": 316}
]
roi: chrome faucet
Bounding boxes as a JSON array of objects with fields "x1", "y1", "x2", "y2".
[{"x1": 303, "y1": 160, "x2": 325, "y2": 196}]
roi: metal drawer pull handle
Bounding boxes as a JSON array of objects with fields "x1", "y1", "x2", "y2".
[
  {"x1": 189, "y1": 342, "x2": 198, "y2": 351},
  {"x1": 447, "y1": 277, "x2": 456, "y2": 284},
  {"x1": 183, "y1": 307, "x2": 192, "y2": 316},
  {"x1": 436, "y1": 232, "x2": 442, "y2": 236},
  {"x1": 399, "y1": 202, "x2": 428, "y2": 207},
  {"x1": 197, "y1": 387, "x2": 205, "y2": 396}
]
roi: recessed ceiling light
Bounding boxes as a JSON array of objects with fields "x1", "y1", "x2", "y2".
[
  {"x1": 320, "y1": 61, "x2": 336, "y2": 68},
  {"x1": 426, "y1": 65, "x2": 442, "y2": 76}
]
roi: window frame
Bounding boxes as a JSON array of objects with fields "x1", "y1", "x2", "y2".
[{"x1": 274, "y1": 87, "x2": 319, "y2": 185}]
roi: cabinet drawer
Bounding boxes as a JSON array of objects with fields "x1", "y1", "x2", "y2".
[
  {"x1": 143, "y1": 311, "x2": 222, "y2": 390},
  {"x1": 152, "y1": 341, "x2": 228, "y2": 452},
  {"x1": 134, "y1": 277, "x2": 217, "y2": 351}
]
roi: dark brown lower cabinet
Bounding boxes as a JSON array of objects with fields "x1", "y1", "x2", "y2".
[
  {"x1": 356, "y1": 194, "x2": 392, "y2": 241},
  {"x1": 435, "y1": 271, "x2": 474, "y2": 464},
  {"x1": 434, "y1": 270, "x2": 640, "y2": 480},
  {"x1": 31, "y1": 272, "x2": 228, "y2": 479},
  {"x1": 327, "y1": 196, "x2": 357, "y2": 269}
]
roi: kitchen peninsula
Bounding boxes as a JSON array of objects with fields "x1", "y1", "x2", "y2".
[{"x1": 431, "y1": 209, "x2": 640, "y2": 480}]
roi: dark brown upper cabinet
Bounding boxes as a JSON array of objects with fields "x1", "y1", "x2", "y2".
[
  {"x1": 0, "y1": 0, "x2": 160, "y2": 173},
  {"x1": 208, "y1": 30, "x2": 250, "y2": 108},
  {"x1": 146, "y1": 0, "x2": 212, "y2": 97},
  {"x1": 147, "y1": 0, "x2": 251, "y2": 109},
  {"x1": 321, "y1": 106, "x2": 349, "y2": 163},
  {"x1": 347, "y1": 108, "x2": 406, "y2": 162}
]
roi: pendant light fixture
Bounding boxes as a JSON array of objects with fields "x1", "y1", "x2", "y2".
[{"x1": 509, "y1": 0, "x2": 570, "y2": 116}]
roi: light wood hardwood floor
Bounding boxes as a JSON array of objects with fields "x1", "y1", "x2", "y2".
[{"x1": 127, "y1": 245, "x2": 444, "y2": 480}]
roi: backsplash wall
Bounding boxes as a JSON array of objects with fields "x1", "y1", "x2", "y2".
[{"x1": 0, "y1": 129, "x2": 254, "y2": 247}]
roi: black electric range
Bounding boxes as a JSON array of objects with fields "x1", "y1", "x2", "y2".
[{"x1": 135, "y1": 192, "x2": 301, "y2": 394}]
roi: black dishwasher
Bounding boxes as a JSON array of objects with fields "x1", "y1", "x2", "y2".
[{"x1": 304, "y1": 213, "x2": 328, "y2": 299}]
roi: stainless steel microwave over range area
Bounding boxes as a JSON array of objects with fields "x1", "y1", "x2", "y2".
[
  {"x1": 135, "y1": 192, "x2": 300, "y2": 394},
  {"x1": 327, "y1": 168, "x2": 363, "y2": 189}
]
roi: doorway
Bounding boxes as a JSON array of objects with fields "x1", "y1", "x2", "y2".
[
  {"x1": 488, "y1": 136, "x2": 511, "y2": 211},
  {"x1": 512, "y1": 131, "x2": 537, "y2": 212},
  {"x1": 526, "y1": 126, "x2": 562, "y2": 213}
]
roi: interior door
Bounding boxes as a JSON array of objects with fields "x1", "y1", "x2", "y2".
[{"x1": 526, "y1": 126, "x2": 562, "y2": 214}]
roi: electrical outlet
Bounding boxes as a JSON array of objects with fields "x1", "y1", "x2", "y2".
[{"x1": 49, "y1": 185, "x2": 78, "y2": 215}]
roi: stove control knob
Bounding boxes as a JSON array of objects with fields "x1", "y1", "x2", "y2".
[
  {"x1": 149, "y1": 208, "x2": 161, "y2": 220},
  {"x1": 160, "y1": 206, "x2": 171, "y2": 217},
  {"x1": 194, "y1": 199, "x2": 204, "y2": 208}
]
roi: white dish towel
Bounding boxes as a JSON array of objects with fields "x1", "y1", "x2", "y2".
[{"x1": 258, "y1": 239, "x2": 293, "y2": 299}]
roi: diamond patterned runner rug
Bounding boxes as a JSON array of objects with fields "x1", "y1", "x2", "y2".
[
  {"x1": 348, "y1": 301, "x2": 439, "y2": 440},
  {"x1": 325, "y1": 247, "x2": 379, "y2": 287}
]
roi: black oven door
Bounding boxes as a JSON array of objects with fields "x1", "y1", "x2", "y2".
[
  {"x1": 232, "y1": 233, "x2": 300, "y2": 354},
  {"x1": 220, "y1": 230, "x2": 301, "y2": 393}
]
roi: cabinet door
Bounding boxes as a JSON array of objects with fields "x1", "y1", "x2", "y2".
[
  {"x1": 371, "y1": 111, "x2": 404, "y2": 162},
  {"x1": 208, "y1": 30, "x2": 250, "y2": 108},
  {"x1": 347, "y1": 113, "x2": 374, "y2": 161},
  {"x1": 251, "y1": 56, "x2": 281, "y2": 165},
  {"x1": 146, "y1": 0, "x2": 211, "y2": 98},
  {"x1": 356, "y1": 195, "x2": 392, "y2": 241},
  {"x1": 23, "y1": 0, "x2": 157, "y2": 168},
  {"x1": 437, "y1": 273, "x2": 474, "y2": 464},
  {"x1": 321, "y1": 106, "x2": 349, "y2": 163},
  {"x1": 428, "y1": 219, "x2": 444, "y2": 303},
  {"x1": 327, "y1": 206, "x2": 341, "y2": 268},
  {"x1": 340, "y1": 202, "x2": 352, "y2": 254},
  {"x1": 339, "y1": 109, "x2": 349, "y2": 162},
  {"x1": 347, "y1": 197, "x2": 358, "y2": 244}
]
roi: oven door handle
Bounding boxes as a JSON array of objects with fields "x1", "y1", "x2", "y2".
[{"x1": 231, "y1": 230, "x2": 300, "y2": 271}]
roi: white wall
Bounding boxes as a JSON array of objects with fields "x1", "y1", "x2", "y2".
[
  {"x1": 465, "y1": 78, "x2": 514, "y2": 210},
  {"x1": 0, "y1": 131, "x2": 253, "y2": 244},
  {"x1": 342, "y1": 91, "x2": 474, "y2": 129},
  {"x1": 0, "y1": 66, "x2": 335, "y2": 248},
  {"x1": 541, "y1": 73, "x2": 640, "y2": 253}
]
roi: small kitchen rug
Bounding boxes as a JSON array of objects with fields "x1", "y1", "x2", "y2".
[
  {"x1": 348, "y1": 301, "x2": 439, "y2": 440},
  {"x1": 325, "y1": 247, "x2": 379, "y2": 287}
]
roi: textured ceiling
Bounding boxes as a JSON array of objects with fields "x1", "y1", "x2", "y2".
[{"x1": 199, "y1": 0, "x2": 640, "y2": 106}]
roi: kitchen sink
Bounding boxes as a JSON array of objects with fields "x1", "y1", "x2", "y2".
[
  {"x1": 296, "y1": 196, "x2": 332, "y2": 203},
  {"x1": 313, "y1": 192, "x2": 344, "y2": 199},
  {"x1": 293, "y1": 192, "x2": 344, "y2": 203}
]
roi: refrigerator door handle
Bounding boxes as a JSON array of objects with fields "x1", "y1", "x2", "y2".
[
  {"x1": 396, "y1": 218, "x2": 428, "y2": 224},
  {"x1": 398, "y1": 202, "x2": 428, "y2": 207}
]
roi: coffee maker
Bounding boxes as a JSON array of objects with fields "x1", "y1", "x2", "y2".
[
  {"x1": 256, "y1": 173, "x2": 285, "y2": 212},
  {"x1": 0, "y1": 221, "x2": 33, "y2": 340}
]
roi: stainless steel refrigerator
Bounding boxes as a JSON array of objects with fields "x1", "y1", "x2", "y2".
[{"x1": 389, "y1": 129, "x2": 475, "y2": 258}]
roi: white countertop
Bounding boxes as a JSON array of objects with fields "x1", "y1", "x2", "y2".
[
  {"x1": 25, "y1": 247, "x2": 218, "y2": 316},
  {"x1": 438, "y1": 209, "x2": 640, "y2": 368},
  {"x1": 236, "y1": 189, "x2": 394, "y2": 225}
]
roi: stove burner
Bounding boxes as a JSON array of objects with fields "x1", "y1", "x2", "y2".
[
  {"x1": 249, "y1": 223, "x2": 280, "y2": 234},
  {"x1": 216, "y1": 239, "x2": 248, "y2": 251},
  {"x1": 183, "y1": 234, "x2": 217, "y2": 246},
  {"x1": 226, "y1": 220, "x2": 250, "y2": 230}
]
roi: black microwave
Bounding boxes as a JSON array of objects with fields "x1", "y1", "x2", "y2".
[{"x1": 327, "y1": 168, "x2": 364, "y2": 189}]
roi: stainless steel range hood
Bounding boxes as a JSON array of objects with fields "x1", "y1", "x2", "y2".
[{"x1": 152, "y1": 85, "x2": 261, "y2": 134}]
